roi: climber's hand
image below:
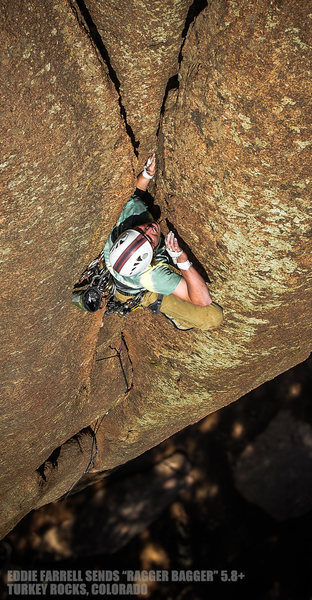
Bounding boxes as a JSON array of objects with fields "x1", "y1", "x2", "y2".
[
  {"x1": 165, "y1": 231, "x2": 181, "y2": 253},
  {"x1": 136, "y1": 153, "x2": 156, "y2": 191},
  {"x1": 165, "y1": 231, "x2": 188, "y2": 262},
  {"x1": 145, "y1": 152, "x2": 156, "y2": 177}
]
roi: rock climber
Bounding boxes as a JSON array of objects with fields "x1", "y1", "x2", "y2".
[{"x1": 101, "y1": 154, "x2": 223, "y2": 331}]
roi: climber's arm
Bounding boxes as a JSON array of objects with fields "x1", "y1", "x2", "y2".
[
  {"x1": 172, "y1": 262, "x2": 212, "y2": 306},
  {"x1": 136, "y1": 153, "x2": 156, "y2": 191},
  {"x1": 166, "y1": 233, "x2": 212, "y2": 306}
]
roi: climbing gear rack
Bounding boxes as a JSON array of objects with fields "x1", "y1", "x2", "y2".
[{"x1": 72, "y1": 250, "x2": 147, "y2": 317}]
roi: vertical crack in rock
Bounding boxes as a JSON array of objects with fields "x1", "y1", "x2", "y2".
[
  {"x1": 120, "y1": 331, "x2": 134, "y2": 393},
  {"x1": 69, "y1": 0, "x2": 140, "y2": 156},
  {"x1": 158, "y1": 74, "x2": 180, "y2": 126},
  {"x1": 180, "y1": 0, "x2": 208, "y2": 59},
  {"x1": 158, "y1": 0, "x2": 208, "y2": 127}
]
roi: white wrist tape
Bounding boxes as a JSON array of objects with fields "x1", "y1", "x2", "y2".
[
  {"x1": 142, "y1": 168, "x2": 153, "y2": 179},
  {"x1": 142, "y1": 156, "x2": 154, "y2": 179},
  {"x1": 177, "y1": 260, "x2": 192, "y2": 270},
  {"x1": 166, "y1": 248, "x2": 183, "y2": 265}
]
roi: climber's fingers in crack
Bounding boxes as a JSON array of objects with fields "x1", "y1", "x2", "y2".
[
  {"x1": 146, "y1": 152, "x2": 156, "y2": 176},
  {"x1": 165, "y1": 231, "x2": 182, "y2": 253}
]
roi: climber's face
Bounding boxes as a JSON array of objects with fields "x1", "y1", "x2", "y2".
[{"x1": 133, "y1": 222, "x2": 161, "y2": 249}]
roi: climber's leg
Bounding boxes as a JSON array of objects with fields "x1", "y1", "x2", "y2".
[
  {"x1": 141, "y1": 290, "x2": 223, "y2": 331},
  {"x1": 114, "y1": 289, "x2": 223, "y2": 331},
  {"x1": 159, "y1": 294, "x2": 223, "y2": 331}
]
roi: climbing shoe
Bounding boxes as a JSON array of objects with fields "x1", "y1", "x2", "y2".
[{"x1": 163, "y1": 315, "x2": 194, "y2": 331}]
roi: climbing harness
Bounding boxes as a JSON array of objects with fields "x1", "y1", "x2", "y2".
[
  {"x1": 146, "y1": 293, "x2": 163, "y2": 315},
  {"x1": 105, "y1": 289, "x2": 146, "y2": 317},
  {"x1": 72, "y1": 250, "x2": 115, "y2": 312}
]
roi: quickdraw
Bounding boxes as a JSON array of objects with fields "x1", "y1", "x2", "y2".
[
  {"x1": 105, "y1": 290, "x2": 146, "y2": 317},
  {"x1": 76, "y1": 249, "x2": 107, "y2": 284}
]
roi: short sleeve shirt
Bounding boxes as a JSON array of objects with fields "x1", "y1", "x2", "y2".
[{"x1": 103, "y1": 193, "x2": 182, "y2": 295}]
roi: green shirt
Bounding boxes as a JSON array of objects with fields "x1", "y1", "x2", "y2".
[{"x1": 103, "y1": 193, "x2": 182, "y2": 295}]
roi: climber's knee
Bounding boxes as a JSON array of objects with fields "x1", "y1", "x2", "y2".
[
  {"x1": 211, "y1": 303, "x2": 223, "y2": 327},
  {"x1": 199, "y1": 302, "x2": 223, "y2": 331},
  {"x1": 159, "y1": 294, "x2": 223, "y2": 331}
]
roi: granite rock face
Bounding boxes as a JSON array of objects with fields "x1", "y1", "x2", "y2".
[
  {"x1": 157, "y1": 0, "x2": 312, "y2": 384},
  {"x1": 89, "y1": 0, "x2": 311, "y2": 493},
  {"x1": 1, "y1": 0, "x2": 312, "y2": 538},
  {"x1": 0, "y1": 0, "x2": 135, "y2": 536},
  {"x1": 80, "y1": 0, "x2": 192, "y2": 161},
  {"x1": 90, "y1": 0, "x2": 311, "y2": 477}
]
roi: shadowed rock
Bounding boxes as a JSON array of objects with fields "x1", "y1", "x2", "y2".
[
  {"x1": 233, "y1": 410, "x2": 312, "y2": 520},
  {"x1": 6, "y1": 453, "x2": 193, "y2": 558}
]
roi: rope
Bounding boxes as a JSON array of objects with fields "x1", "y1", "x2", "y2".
[{"x1": 64, "y1": 338, "x2": 130, "y2": 499}]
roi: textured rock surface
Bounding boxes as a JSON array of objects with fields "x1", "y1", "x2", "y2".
[
  {"x1": 0, "y1": 0, "x2": 135, "y2": 536},
  {"x1": 233, "y1": 410, "x2": 312, "y2": 520},
  {"x1": 80, "y1": 0, "x2": 191, "y2": 160},
  {"x1": 1, "y1": 0, "x2": 312, "y2": 539},
  {"x1": 89, "y1": 0, "x2": 311, "y2": 476}
]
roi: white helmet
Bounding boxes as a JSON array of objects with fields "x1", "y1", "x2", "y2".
[{"x1": 109, "y1": 229, "x2": 153, "y2": 276}]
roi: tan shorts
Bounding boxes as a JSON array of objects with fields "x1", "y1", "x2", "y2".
[{"x1": 114, "y1": 288, "x2": 223, "y2": 331}]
